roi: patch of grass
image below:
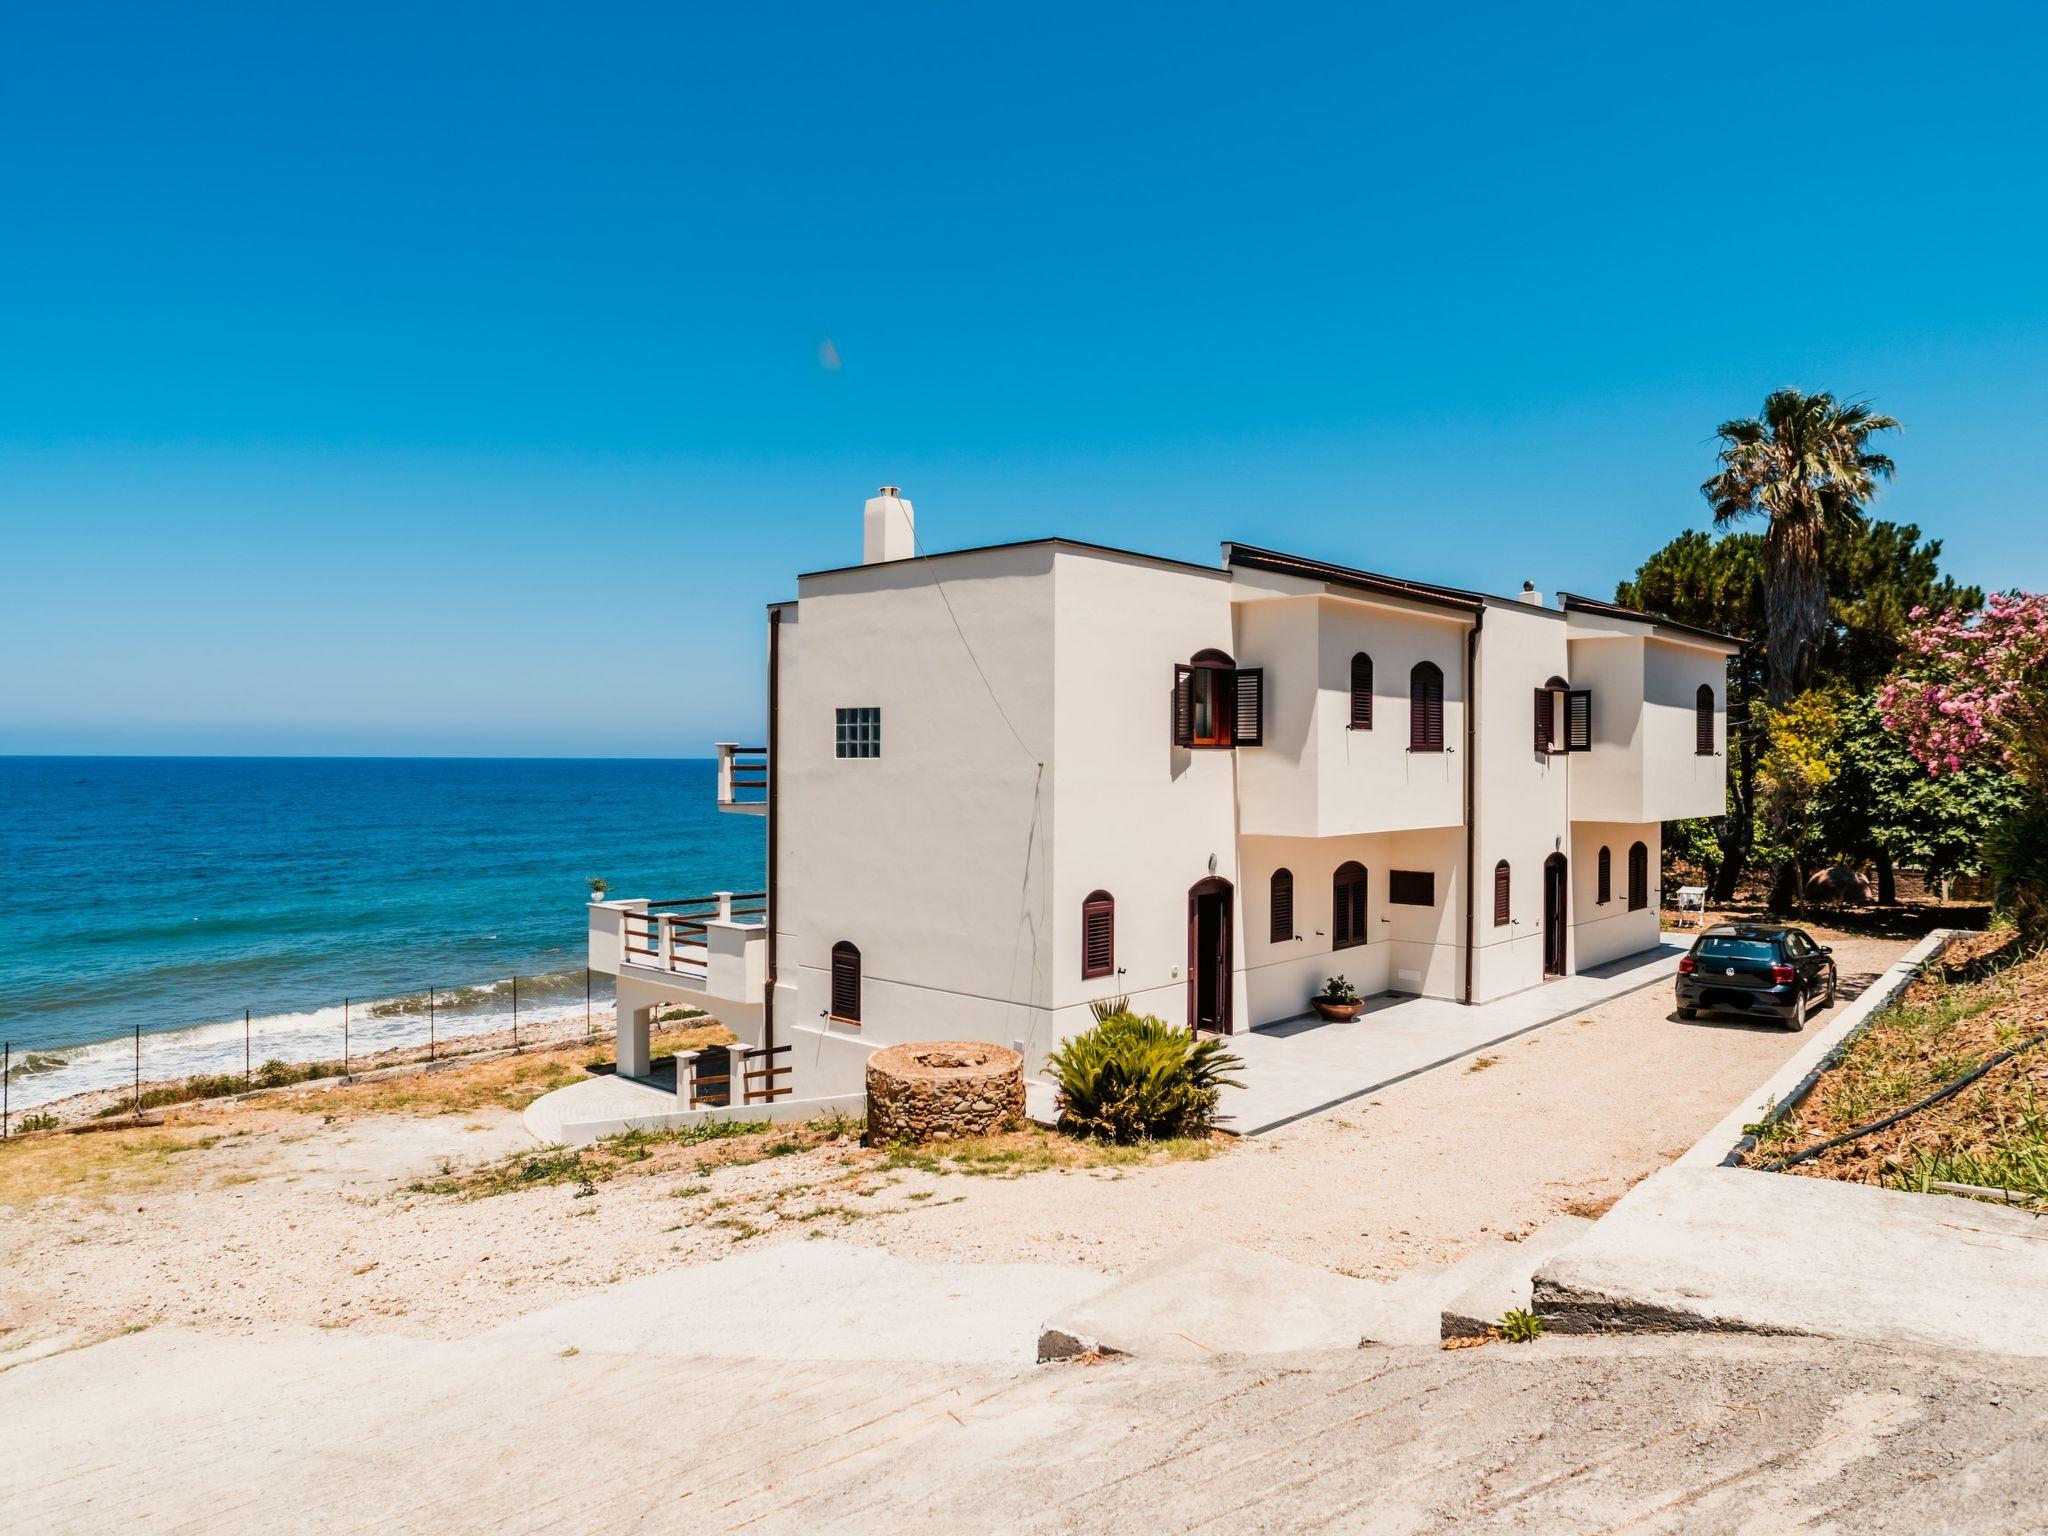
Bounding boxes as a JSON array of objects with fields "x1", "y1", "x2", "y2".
[
  {"x1": 875, "y1": 1128, "x2": 1219, "y2": 1180},
  {"x1": 1466, "y1": 1055, "x2": 1500, "y2": 1074},
  {"x1": 1497, "y1": 1308, "x2": 1545, "y2": 1343},
  {"x1": 708, "y1": 1216, "x2": 763, "y2": 1240},
  {"x1": 405, "y1": 1114, "x2": 868, "y2": 1199},
  {"x1": 669, "y1": 1183, "x2": 710, "y2": 1199},
  {"x1": 1765, "y1": 943, "x2": 2048, "y2": 1200},
  {"x1": 0, "y1": 1127, "x2": 230, "y2": 1209},
  {"x1": 15, "y1": 1113, "x2": 57, "y2": 1133}
]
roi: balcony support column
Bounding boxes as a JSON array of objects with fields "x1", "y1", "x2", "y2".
[{"x1": 618, "y1": 1003, "x2": 651, "y2": 1080}]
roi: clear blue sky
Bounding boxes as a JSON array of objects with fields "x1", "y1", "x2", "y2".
[{"x1": 4, "y1": 2, "x2": 2044, "y2": 756}]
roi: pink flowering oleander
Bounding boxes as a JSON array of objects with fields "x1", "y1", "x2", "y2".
[{"x1": 1879, "y1": 592, "x2": 2048, "y2": 780}]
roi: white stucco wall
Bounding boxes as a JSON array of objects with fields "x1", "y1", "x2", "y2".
[
  {"x1": 1047, "y1": 548, "x2": 1239, "y2": 1050},
  {"x1": 1569, "y1": 820, "x2": 1663, "y2": 968},
  {"x1": 1642, "y1": 637, "x2": 1730, "y2": 820},
  {"x1": 777, "y1": 546, "x2": 1060, "y2": 1064},
  {"x1": 1468, "y1": 600, "x2": 1571, "y2": 1002},
  {"x1": 1234, "y1": 592, "x2": 1469, "y2": 838}
]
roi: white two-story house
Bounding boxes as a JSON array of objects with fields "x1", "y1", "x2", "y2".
[{"x1": 589, "y1": 489, "x2": 1737, "y2": 1102}]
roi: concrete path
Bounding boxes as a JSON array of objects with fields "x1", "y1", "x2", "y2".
[
  {"x1": 1038, "y1": 1239, "x2": 1444, "y2": 1360},
  {"x1": 8, "y1": 1323, "x2": 2046, "y2": 1534},
  {"x1": 486, "y1": 1239, "x2": 1112, "y2": 1365},
  {"x1": 1527, "y1": 931, "x2": 2048, "y2": 1357},
  {"x1": 1219, "y1": 941, "x2": 1682, "y2": 1133},
  {"x1": 520, "y1": 1068, "x2": 673, "y2": 1142}
]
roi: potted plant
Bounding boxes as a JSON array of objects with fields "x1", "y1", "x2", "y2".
[
  {"x1": 587, "y1": 876, "x2": 610, "y2": 902},
  {"x1": 1312, "y1": 975, "x2": 1364, "y2": 1022}
]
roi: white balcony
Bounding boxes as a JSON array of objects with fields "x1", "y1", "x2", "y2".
[
  {"x1": 716, "y1": 742, "x2": 767, "y2": 814},
  {"x1": 588, "y1": 891, "x2": 766, "y2": 1005}
]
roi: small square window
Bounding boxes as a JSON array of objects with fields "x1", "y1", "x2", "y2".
[
  {"x1": 835, "y1": 707, "x2": 881, "y2": 759},
  {"x1": 1388, "y1": 870, "x2": 1436, "y2": 907}
]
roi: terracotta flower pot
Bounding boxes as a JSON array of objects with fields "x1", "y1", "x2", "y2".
[{"x1": 1312, "y1": 998, "x2": 1364, "y2": 1022}]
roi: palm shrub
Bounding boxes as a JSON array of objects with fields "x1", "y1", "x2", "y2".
[{"x1": 1047, "y1": 1011, "x2": 1244, "y2": 1143}]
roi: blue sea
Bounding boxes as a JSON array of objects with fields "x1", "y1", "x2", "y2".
[{"x1": 0, "y1": 758, "x2": 763, "y2": 1108}]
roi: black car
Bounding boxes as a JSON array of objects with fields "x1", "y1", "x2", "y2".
[{"x1": 1676, "y1": 924, "x2": 1838, "y2": 1030}]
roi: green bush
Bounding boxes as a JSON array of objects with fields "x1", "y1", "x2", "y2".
[
  {"x1": 1047, "y1": 1011, "x2": 1243, "y2": 1143},
  {"x1": 1986, "y1": 800, "x2": 2048, "y2": 938}
]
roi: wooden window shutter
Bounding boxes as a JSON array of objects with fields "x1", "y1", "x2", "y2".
[
  {"x1": 1172, "y1": 664, "x2": 1194, "y2": 747},
  {"x1": 1410, "y1": 664, "x2": 1444, "y2": 752},
  {"x1": 1597, "y1": 846, "x2": 1612, "y2": 904},
  {"x1": 830, "y1": 942, "x2": 862, "y2": 1024},
  {"x1": 1696, "y1": 685, "x2": 1715, "y2": 755},
  {"x1": 1533, "y1": 686, "x2": 1552, "y2": 753},
  {"x1": 1349, "y1": 653, "x2": 1373, "y2": 728},
  {"x1": 1493, "y1": 860, "x2": 1511, "y2": 926},
  {"x1": 1628, "y1": 842, "x2": 1648, "y2": 911},
  {"x1": 1232, "y1": 667, "x2": 1264, "y2": 747},
  {"x1": 1081, "y1": 891, "x2": 1115, "y2": 979},
  {"x1": 1565, "y1": 690, "x2": 1592, "y2": 752},
  {"x1": 1269, "y1": 868, "x2": 1293, "y2": 944},
  {"x1": 1332, "y1": 862, "x2": 1367, "y2": 948}
]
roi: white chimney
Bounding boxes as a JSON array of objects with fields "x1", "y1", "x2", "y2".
[
  {"x1": 1517, "y1": 581, "x2": 1545, "y2": 608},
  {"x1": 863, "y1": 486, "x2": 916, "y2": 565}
]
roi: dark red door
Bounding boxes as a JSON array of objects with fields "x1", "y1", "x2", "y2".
[
  {"x1": 1187, "y1": 877, "x2": 1234, "y2": 1033},
  {"x1": 1543, "y1": 855, "x2": 1568, "y2": 977}
]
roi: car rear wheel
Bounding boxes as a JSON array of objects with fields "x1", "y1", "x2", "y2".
[
  {"x1": 1786, "y1": 991, "x2": 1806, "y2": 1032},
  {"x1": 1676, "y1": 1005, "x2": 1698, "y2": 1020}
]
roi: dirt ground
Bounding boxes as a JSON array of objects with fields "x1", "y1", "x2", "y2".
[{"x1": 0, "y1": 931, "x2": 1910, "y2": 1350}]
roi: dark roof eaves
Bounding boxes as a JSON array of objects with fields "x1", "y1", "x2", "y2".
[
  {"x1": 1224, "y1": 544, "x2": 1486, "y2": 615},
  {"x1": 1558, "y1": 592, "x2": 1746, "y2": 649}
]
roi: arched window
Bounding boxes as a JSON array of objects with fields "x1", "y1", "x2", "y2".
[
  {"x1": 1410, "y1": 662, "x2": 1445, "y2": 752},
  {"x1": 1597, "y1": 846, "x2": 1612, "y2": 904},
  {"x1": 830, "y1": 941, "x2": 862, "y2": 1025},
  {"x1": 1349, "y1": 653, "x2": 1373, "y2": 729},
  {"x1": 1536, "y1": 676, "x2": 1567, "y2": 753},
  {"x1": 1269, "y1": 868, "x2": 1294, "y2": 943},
  {"x1": 1081, "y1": 890, "x2": 1115, "y2": 979},
  {"x1": 1332, "y1": 861, "x2": 1369, "y2": 949},
  {"x1": 1696, "y1": 684, "x2": 1716, "y2": 755},
  {"x1": 1492, "y1": 860, "x2": 1511, "y2": 927},
  {"x1": 1172, "y1": 648, "x2": 1262, "y2": 748},
  {"x1": 1627, "y1": 842, "x2": 1649, "y2": 911}
]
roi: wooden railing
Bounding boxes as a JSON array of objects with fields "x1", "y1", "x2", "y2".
[
  {"x1": 716, "y1": 743, "x2": 768, "y2": 811},
  {"x1": 685, "y1": 1043, "x2": 792, "y2": 1108},
  {"x1": 620, "y1": 891, "x2": 767, "y2": 976}
]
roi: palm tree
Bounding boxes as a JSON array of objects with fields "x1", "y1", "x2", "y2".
[{"x1": 1701, "y1": 389, "x2": 1899, "y2": 705}]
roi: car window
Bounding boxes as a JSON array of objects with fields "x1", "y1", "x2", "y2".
[
  {"x1": 1697, "y1": 937, "x2": 1779, "y2": 963},
  {"x1": 1783, "y1": 933, "x2": 1809, "y2": 956}
]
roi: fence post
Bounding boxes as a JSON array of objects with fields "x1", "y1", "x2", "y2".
[
  {"x1": 429, "y1": 987, "x2": 436, "y2": 1062},
  {"x1": 4, "y1": 1041, "x2": 9, "y2": 1139},
  {"x1": 511, "y1": 976, "x2": 518, "y2": 1047},
  {"x1": 244, "y1": 1008, "x2": 251, "y2": 1088},
  {"x1": 585, "y1": 968, "x2": 592, "y2": 1038},
  {"x1": 133, "y1": 1022, "x2": 141, "y2": 1120},
  {"x1": 344, "y1": 996, "x2": 350, "y2": 1077}
]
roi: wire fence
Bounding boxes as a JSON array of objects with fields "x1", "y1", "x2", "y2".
[{"x1": 2, "y1": 967, "x2": 619, "y2": 1138}]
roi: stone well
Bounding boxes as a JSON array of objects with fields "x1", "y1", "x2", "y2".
[{"x1": 865, "y1": 1041, "x2": 1025, "y2": 1144}]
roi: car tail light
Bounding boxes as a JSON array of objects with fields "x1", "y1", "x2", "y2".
[
  {"x1": 1772, "y1": 963, "x2": 1796, "y2": 985},
  {"x1": 1678, "y1": 954, "x2": 1696, "y2": 975}
]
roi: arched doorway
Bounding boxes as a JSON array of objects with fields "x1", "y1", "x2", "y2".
[
  {"x1": 1186, "y1": 876, "x2": 1234, "y2": 1034},
  {"x1": 1543, "y1": 854, "x2": 1568, "y2": 978}
]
